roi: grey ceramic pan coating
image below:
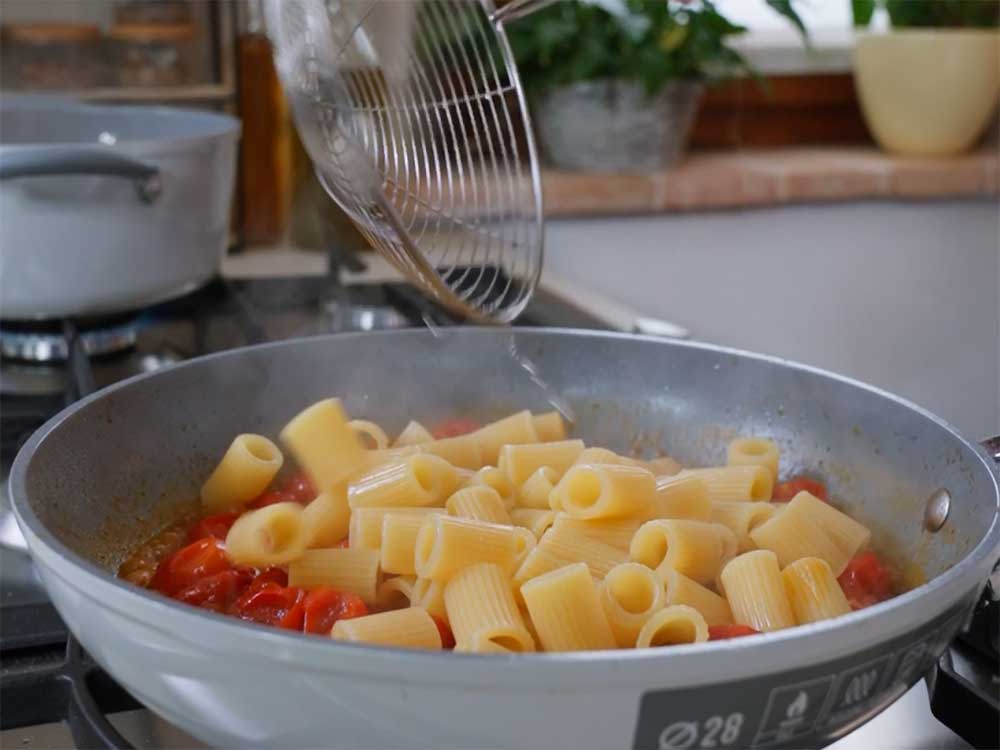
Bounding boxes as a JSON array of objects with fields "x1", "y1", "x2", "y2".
[{"x1": 9, "y1": 329, "x2": 1000, "y2": 749}]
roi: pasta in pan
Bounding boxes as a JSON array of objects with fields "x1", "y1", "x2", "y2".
[{"x1": 122, "y1": 402, "x2": 903, "y2": 652}]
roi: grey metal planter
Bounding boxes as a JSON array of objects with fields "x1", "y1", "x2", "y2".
[{"x1": 534, "y1": 79, "x2": 704, "y2": 172}]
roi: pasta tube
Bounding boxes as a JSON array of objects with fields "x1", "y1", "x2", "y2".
[
  {"x1": 653, "y1": 474, "x2": 711, "y2": 521},
  {"x1": 349, "y1": 507, "x2": 440, "y2": 551},
  {"x1": 749, "y1": 494, "x2": 854, "y2": 575},
  {"x1": 661, "y1": 568, "x2": 733, "y2": 626},
  {"x1": 552, "y1": 463, "x2": 656, "y2": 520},
  {"x1": 630, "y1": 519, "x2": 737, "y2": 585},
  {"x1": 280, "y1": 399, "x2": 366, "y2": 489},
  {"x1": 470, "y1": 467, "x2": 518, "y2": 510},
  {"x1": 710, "y1": 501, "x2": 778, "y2": 553},
  {"x1": 474, "y1": 411, "x2": 539, "y2": 465},
  {"x1": 446, "y1": 486, "x2": 512, "y2": 525},
  {"x1": 414, "y1": 515, "x2": 521, "y2": 582},
  {"x1": 726, "y1": 437, "x2": 780, "y2": 481},
  {"x1": 499, "y1": 439, "x2": 585, "y2": 487},
  {"x1": 599, "y1": 562, "x2": 665, "y2": 647},
  {"x1": 782, "y1": 557, "x2": 852, "y2": 624},
  {"x1": 380, "y1": 513, "x2": 428, "y2": 576},
  {"x1": 681, "y1": 465, "x2": 773, "y2": 502},
  {"x1": 349, "y1": 420, "x2": 389, "y2": 450},
  {"x1": 225, "y1": 502, "x2": 309, "y2": 567},
  {"x1": 519, "y1": 467, "x2": 559, "y2": 509},
  {"x1": 394, "y1": 420, "x2": 433, "y2": 446},
  {"x1": 331, "y1": 607, "x2": 442, "y2": 649},
  {"x1": 720, "y1": 550, "x2": 796, "y2": 632},
  {"x1": 287, "y1": 548, "x2": 380, "y2": 604},
  {"x1": 201, "y1": 434, "x2": 283, "y2": 512},
  {"x1": 422, "y1": 435, "x2": 483, "y2": 470},
  {"x1": 303, "y1": 487, "x2": 351, "y2": 547},
  {"x1": 550, "y1": 515, "x2": 641, "y2": 551},
  {"x1": 348, "y1": 454, "x2": 458, "y2": 510},
  {"x1": 510, "y1": 508, "x2": 556, "y2": 539},
  {"x1": 513, "y1": 525, "x2": 628, "y2": 589},
  {"x1": 532, "y1": 411, "x2": 567, "y2": 442},
  {"x1": 445, "y1": 563, "x2": 535, "y2": 652},
  {"x1": 521, "y1": 563, "x2": 616, "y2": 651},
  {"x1": 635, "y1": 605, "x2": 708, "y2": 648},
  {"x1": 413, "y1": 577, "x2": 447, "y2": 620}
]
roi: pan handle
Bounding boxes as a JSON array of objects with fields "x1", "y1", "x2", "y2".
[
  {"x1": 0, "y1": 147, "x2": 161, "y2": 203},
  {"x1": 924, "y1": 436, "x2": 1000, "y2": 749}
]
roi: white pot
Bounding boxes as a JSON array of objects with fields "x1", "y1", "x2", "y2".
[
  {"x1": 0, "y1": 102, "x2": 240, "y2": 319},
  {"x1": 854, "y1": 29, "x2": 1000, "y2": 156}
]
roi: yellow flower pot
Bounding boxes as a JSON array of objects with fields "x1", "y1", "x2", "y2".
[{"x1": 854, "y1": 29, "x2": 1000, "y2": 156}]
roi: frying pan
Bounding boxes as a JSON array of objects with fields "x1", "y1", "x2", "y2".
[{"x1": 9, "y1": 329, "x2": 999, "y2": 749}]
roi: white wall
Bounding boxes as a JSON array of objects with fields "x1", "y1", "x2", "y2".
[{"x1": 544, "y1": 200, "x2": 1000, "y2": 440}]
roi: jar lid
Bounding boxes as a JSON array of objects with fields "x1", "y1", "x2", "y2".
[
  {"x1": 5, "y1": 23, "x2": 101, "y2": 43},
  {"x1": 108, "y1": 22, "x2": 196, "y2": 42}
]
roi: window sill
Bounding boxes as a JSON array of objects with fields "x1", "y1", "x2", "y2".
[
  {"x1": 732, "y1": 28, "x2": 854, "y2": 76},
  {"x1": 542, "y1": 146, "x2": 999, "y2": 217}
]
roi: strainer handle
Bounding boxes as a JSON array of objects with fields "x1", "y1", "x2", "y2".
[{"x1": 489, "y1": 0, "x2": 561, "y2": 24}]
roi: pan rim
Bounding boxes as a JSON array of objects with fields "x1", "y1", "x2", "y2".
[{"x1": 9, "y1": 327, "x2": 999, "y2": 673}]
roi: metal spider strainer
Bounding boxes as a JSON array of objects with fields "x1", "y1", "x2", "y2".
[{"x1": 265, "y1": 0, "x2": 554, "y2": 323}]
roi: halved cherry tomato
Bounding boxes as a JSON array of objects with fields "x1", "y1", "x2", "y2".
[
  {"x1": 186, "y1": 512, "x2": 241, "y2": 543},
  {"x1": 431, "y1": 418, "x2": 480, "y2": 439},
  {"x1": 251, "y1": 567, "x2": 289, "y2": 589},
  {"x1": 150, "y1": 538, "x2": 231, "y2": 596},
  {"x1": 302, "y1": 587, "x2": 368, "y2": 634},
  {"x1": 233, "y1": 583, "x2": 306, "y2": 630},
  {"x1": 175, "y1": 569, "x2": 254, "y2": 612},
  {"x1": 247, "y1": 489, "x2": 294, "y2": 510},
  {"x1": 334, "y1": 537, "x2": 351, "y2": 548},
  {"x1": 279, "y1": 471, "x2": 317, "y2": 503},
  {"x1": 708, "y1": 624, "x2": 760, "y2": 640},
  {"x1": 838, "y1": 552, "x2": 894, "y2": 610},
  {"x1": 431, "y1": 615, "x2": 455, "y2": 649},
  {"x1": 772, "y1": 476, "x2": 828, "y2": 502}
]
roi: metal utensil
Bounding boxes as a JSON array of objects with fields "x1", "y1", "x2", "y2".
[{"x1": 264, "y1": 0, "x2": 549, "y2": 322}]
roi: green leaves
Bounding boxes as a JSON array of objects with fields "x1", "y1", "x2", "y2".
[
  {"x1": 507, "y1": 0, "x2": 801, "y2": 95},
  {"x1": 765, "y1": 0, "x2": 809, "y2": 40}
]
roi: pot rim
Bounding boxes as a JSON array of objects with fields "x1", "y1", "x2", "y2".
[
  {"x1": 9, "y1": 328, "x2": 999, "y2": 681},
  {"x1": 0, "y1": 102, "x2": 241, "y2": 153}
]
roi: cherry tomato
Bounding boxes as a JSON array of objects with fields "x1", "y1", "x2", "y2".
[
  {"x1": 708, "y1": 624, "x2": 760, "y2": 640},
  {"x1": 334, "y1": 537, "x2": 351, "y2": 549},
  {"x1": 150, "y1": 538, "x2": 231, "y2": 596},
  {"x1": 233, "y1": 583, "x2": 306, "y2": 630},
  {"x1": 838, "y1": 552, "x2": 894, "y2": 610},
  {"x1": 431, "y1": 418, "x2": 480, "y2": 439},
  {"x1": 431, "y1": 615, "x2": 455, "y2": 649},
  {"x1": 251, "y1": 567, "x2": 289, "y2": 589},
  {"x1": 186, "y1": 512, "x2": 241, "y2": 543},
  {"x1": 772, "y1": 476, "x2": 828, "y2": 502},
  {"x1": 247, "y1": 489, "x2": 294, "y2": 510},
  {"x1": 302, "y1": 588, "x2": 369, "y2": 635},
  {"x1": 279, "y1": 472, "x2": 317, "y2": 503},
  {"x1": 175, "y1": 569, "x2": 254, "y2": 612}
]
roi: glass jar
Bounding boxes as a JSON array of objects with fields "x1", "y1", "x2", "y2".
[
  {"x1": 4, "y1": 23, "x2": 103, "y2": 90},
  {"x1": 109, "y1": 23, "x2": 196, "y2": 87}
]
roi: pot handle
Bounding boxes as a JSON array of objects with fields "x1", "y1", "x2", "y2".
[
  {"x1": 0, "y1": 148, "x2": 161, "y2": 203},
  {"x1": 924, "y1": 436, "x2": 999, "y2": 749}
]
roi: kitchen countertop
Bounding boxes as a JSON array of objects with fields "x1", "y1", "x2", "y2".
[{"x1": 542, "y1": 146, "x2": 999, "y2": 216}]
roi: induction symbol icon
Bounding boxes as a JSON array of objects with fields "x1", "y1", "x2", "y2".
[{"x1": 786, "y1": 691, "x2": 809, "y2": 719}]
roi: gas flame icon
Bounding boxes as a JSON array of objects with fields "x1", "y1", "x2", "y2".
[{"x1": 786, "y1": 691, "x2": 809, "y2": 720}]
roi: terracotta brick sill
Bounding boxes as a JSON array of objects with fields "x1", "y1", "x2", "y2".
[{"x1": 542, "y1": 146, "x2": 999, "y2": 217}]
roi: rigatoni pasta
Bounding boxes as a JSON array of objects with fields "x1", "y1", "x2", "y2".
[
  {"x1": 131, "y1": 398, "x2": 902, "y2": 652},
  {"x1": 287, "y1": 547, "x2": 380, "y2": 604},
  {"x1": 201, "y1": 434, "x2": 283, "y2": 512},
  {"x1": 521, "y1": 563, "x2": 616, "y2": 651},
  {"x1": 331, "y1": 607, "x2": 442, "y2": 649}
]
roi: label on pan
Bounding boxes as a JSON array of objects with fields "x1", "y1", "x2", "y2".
[{"x1": 632, "y1": 601, "x2": 972, "y2": 750}]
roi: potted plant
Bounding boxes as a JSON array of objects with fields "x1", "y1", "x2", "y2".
[
  {"x1": 853, "y1": 0, "x2": 1000, "y2": 156},
  {"x1": 506, "y1": 0, "x2": 806, "y2": 172}
]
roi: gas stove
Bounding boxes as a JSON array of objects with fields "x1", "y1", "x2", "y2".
[{"x1": 0, "y1": 267, "x2": 994, "y2": 750}]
